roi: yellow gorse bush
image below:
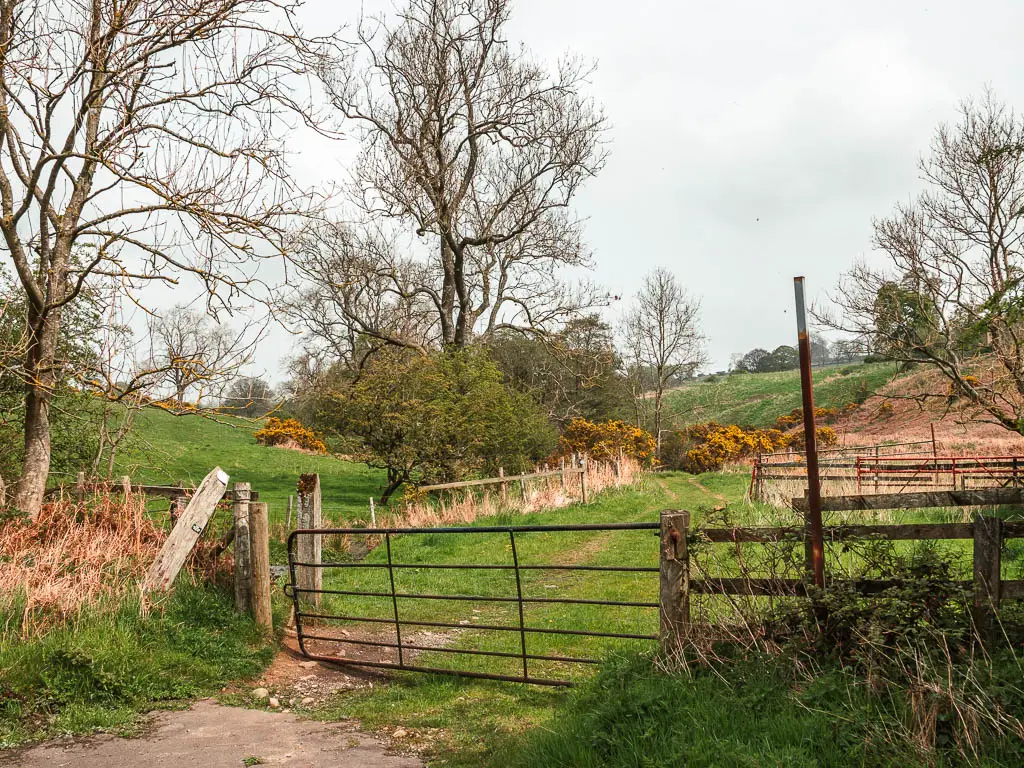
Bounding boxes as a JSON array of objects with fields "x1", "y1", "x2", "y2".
[
  {"x1": 558, "y1": 418, "x2": 656, "y2": 465},
  {"x1": 254, "y1": 417, "x2": 327, "y2": 454}
]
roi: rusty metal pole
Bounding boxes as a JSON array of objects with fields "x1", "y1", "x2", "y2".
[{"x1": 794, "y1": 277, "x2": 825, "y2": 589}]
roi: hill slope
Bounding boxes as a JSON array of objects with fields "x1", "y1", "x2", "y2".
[
  {"x1": 115, "y1": 408, "x2": 385, "y2": 525},
  {"x1": 664, "y1": 362, "x2": 898, "y2": 428}
]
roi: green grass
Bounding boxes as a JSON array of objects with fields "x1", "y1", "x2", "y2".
[
  {"x1": 488, "y1": 652, "x2": 1024, "y2": 768},
  {"x1": 114, "y1": 407, "x2": 386, "y2": 527},
  {"x1": 0, "y1": 582, "x2": 280, "y2": 748},
  {"x1": 304, "y1": 470, "x2": 1023, "y2": 767},
  {"x1": 665, "y1": 362, "x2": 898, "y2": 428}
]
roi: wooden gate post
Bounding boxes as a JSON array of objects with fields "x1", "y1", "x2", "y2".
[
  {"x1": 249, "y1": 501, "x2": 273, "y2": 633},
  {"x1": 659, "y1": 510, "x2": 689, "y2": 654},
  {"x1": 297, "y1": 474, "x2": 322, "y2": 608},
  {"x1": 973, "y1": 513, "x2": 1002, "y2": 643},
  {"x1": 232, "y1": 482, "x2": 252, "y2": 614}
]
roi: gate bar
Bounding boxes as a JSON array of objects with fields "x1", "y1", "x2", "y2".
[
  {"x1": 384, "y1": 533, "x2": 403, "y2": 666},
  {"x1": 289, "y1": 586, "x2": 657, "y2": 608},
  {"x1": 509, "y1": 530, "x2": 529, "y2": 680}
]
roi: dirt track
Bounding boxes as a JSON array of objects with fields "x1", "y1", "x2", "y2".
[{"x1": 0, "y1": 699, "x2": 423, "y2": 768}]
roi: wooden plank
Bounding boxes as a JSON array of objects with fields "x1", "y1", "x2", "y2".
[
  {"x1": 691, "y1": 577, "x2": 972, "y2": 597},
  {"x1": 232, "y1": 482, "x2": 252, "y2": 614},
  {"x1": 659, "y1": 510, "x2": 689, "y2": 651},
  {"x1": 793, "y1": 487, "x2": 1024, "y2": 512},
  {"x1": 697, "y1": 523, "x2": 973, "y2": 543},
  {"x1": 249, "y1": 501, "x2": 273, "y2": 632},
  {"x1": 143, "y1": 467, "x2": 229, "y2": 592},
  {"x1": 419, "y1": 468, "x2": 581, "y2": 492},
  {"x1": 1000, "y1": 580, "x2": 1024, "y2": 599}
]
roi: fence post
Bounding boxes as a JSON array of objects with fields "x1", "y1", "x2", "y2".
[
  {"x1": 75, "y1": 470, "x2": 86, "y2": 501},
  {"x1": 249, "y1": 501, "x2": 273, "y2": 633},
  {"x1": 519, "y1": 474, "x2": 528, "y2": 500},
  {"x1": 559, "y1": 459, "x2": 566, "y2": 490},
  {"x1": 580, "y1": 456, "x2": 588, "y2": 504},
  {"x1": 120, "y1": 475, "x2": 132, "y2": 497},
  {"x1": 297, "y1": 474, "x2": 322, "y2": 608},
  {"x1": 499, "y1": 467, "x2": 507, "y2": 504},
  {"x1": 232, "y1": 482, "x2": 252, "y2": 614},
  {"x1": 874, "y1": 446, "x2": 880, "y2": 493},
  {"x1": 973, "y1": 513, "x2": 1002, "y2": 643},
  {"x1": 286, "y1": 495, "x2": 294, "y2": 530},
  {"x1": 659, "y1": 510, "x2": 689, "y2": 653}
]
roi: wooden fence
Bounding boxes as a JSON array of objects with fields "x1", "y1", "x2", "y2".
[
  {"x1": 751, "y1": 450, "x2": 1024, "y2": 500},
  {"x1": 659, "y1": 486, "x2": 1024, "y2": 648},
  {"x1": 419, "y1": 459, "x2": 592, "y2": 504}
]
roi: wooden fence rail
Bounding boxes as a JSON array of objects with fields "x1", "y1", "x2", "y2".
[
  {"x1": 418, "y1": 461, "x2": 592, "y2": 504},
  {"x1": 658, "y1": 504, "x2": 1024, "y2": 649}
]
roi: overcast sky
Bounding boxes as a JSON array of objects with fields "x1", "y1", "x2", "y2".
[{"x1": 266, "y1": 0, "x2": 1024, "y2": 377}]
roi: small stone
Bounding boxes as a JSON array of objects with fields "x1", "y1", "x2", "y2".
[
  {"x1": 268, "y1": 696, "x2": 280, "y2": 709},
  {"x1": 252, "y1": 687, "x2": 269, "y2": 700},
  {"x1": 392, "y1": 728, "x2": 408, "y2": 739},
  {"x1": 299, "y1": 661, "x2": 319, "y2": 668},
  {"x1": 302, "y1": 697, "x2": 315, "y2": 706}
]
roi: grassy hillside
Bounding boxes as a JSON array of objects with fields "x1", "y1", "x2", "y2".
[
  {"x1": 114, "y1": 408, "x2": 385, "y2": 525},
  {"x1": 665, "y1": 361, "x2": 898, "y2": 428}
]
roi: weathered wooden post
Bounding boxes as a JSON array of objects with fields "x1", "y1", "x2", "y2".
[
  {"x1": 297, "y1": 474, "x2": 322, "y2": 608},
  {"x1": 120, "y1": 475, "x2": 132, "y2": 497},
  {"x1": 285, "y1": 495, "x2": 294, "y2": 530},
  {"x1": 519, "y1": 473, "x2": 528, "y2": 500},
  {"x1": 249, "y1": 501, "x2": 273, "y2": 633},
  {"x1": 499, "y1": 467, "x2": 507, "y2": 504},
  {"x1": 659, "y1": 510, "x2": 689, "y2": 653},
  {"x1": 580, "y1": 456, "x2": 588, "y2": 504},
  {"x1": 973, "y1": 513, "x2": 1002, "y2": 643},
  {"x1": 232, "y1": 482, "x2": 252, "y2": 614},
  {"x1": 75, "y1": 470, "x2": 86, "y2": 501},
  {"x1": 143, "y1": 467, "x2": 229, "y2": 593},
  {"x1": 559, "y1": 458, "x2": 566, "y2": 490}
]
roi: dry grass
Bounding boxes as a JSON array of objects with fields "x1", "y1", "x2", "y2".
[
  {"x1": 308, "y1": 459, "x2": 642, "y2": 554},
  {"x1": 386, "y1": 458, "x2": 640, "y2": 529},
  {"x1": 0, "y1": 492, "x2": 165, "y2": 636}
]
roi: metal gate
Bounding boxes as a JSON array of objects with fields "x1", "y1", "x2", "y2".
[{"x1": 285, "y1": 522, "x2": 659, "y2": 686}]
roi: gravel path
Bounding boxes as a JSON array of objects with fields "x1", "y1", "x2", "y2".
[{"x1": 0, "y1": 699, "x2": 423, "y2": 768}]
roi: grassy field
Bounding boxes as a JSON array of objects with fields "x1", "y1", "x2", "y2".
[
  {"x1": 664, "y1": 361, "x2": 898, "y2": 428},
  {"x1": 113, "y1": 407, "x2": 386, "y2": 527}
]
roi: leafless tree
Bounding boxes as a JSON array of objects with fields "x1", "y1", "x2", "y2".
[
  {"x1": 622, "y1": 268, "x2": 706, "y2": 454},
  {"x1": 296, "y1": 0, "x2": 608, "y2": 357},
  {"x1": 820, "y1": 91, "x2": 1024, "y2": 434},
  {"x1": 0, "y1": 0, "x2": 334, "y2": 515},
  {"x1": 147, "y1": 305, "x2": 255, "y2": 406}
]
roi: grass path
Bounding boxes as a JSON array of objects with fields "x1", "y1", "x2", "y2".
[{"x1": 299, "y1": 471, "x2": 752, "y2": 767}]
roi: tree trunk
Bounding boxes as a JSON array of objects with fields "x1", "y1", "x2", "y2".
[
  {"x1": 379, "y1": 467, "x2": 407, "y2": 505},
  {"x1": 14, "y1": 305, "x2": 62, "y2": 518}
]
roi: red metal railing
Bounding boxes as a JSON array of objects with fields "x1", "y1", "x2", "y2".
[{"x1": 855, "y1": 455, "x2": 1024, "y2": 493}]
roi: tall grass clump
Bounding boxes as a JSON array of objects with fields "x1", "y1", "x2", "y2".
[{"x1": 0, "y1": 492, "x2": 164, "y2": 636}]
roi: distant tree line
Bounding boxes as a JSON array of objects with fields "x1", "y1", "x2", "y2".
[{"x1": 729, "y1": 338, "x2": 862, "y2": 374}]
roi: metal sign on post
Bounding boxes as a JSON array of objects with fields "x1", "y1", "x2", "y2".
[{"x1": 793, "y1": 277, "x2": 825, "y2": 589}]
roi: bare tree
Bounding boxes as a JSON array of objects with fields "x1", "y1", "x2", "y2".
[
  {"x1": 622, "y1": 268, "x2": 706, "y2": 455},
  {"x1": 0, "y1": 0, "x2": 332, "y2": 515},
  {"x1": 148, "y1": 306, "x2": 254, "y2": 406},
  {"x1": 821, "y1": 91, "x2": 1024, "y2": 434},
  {"x1": 297, "y1": 0, "x2": 608, "y2": 357}
]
